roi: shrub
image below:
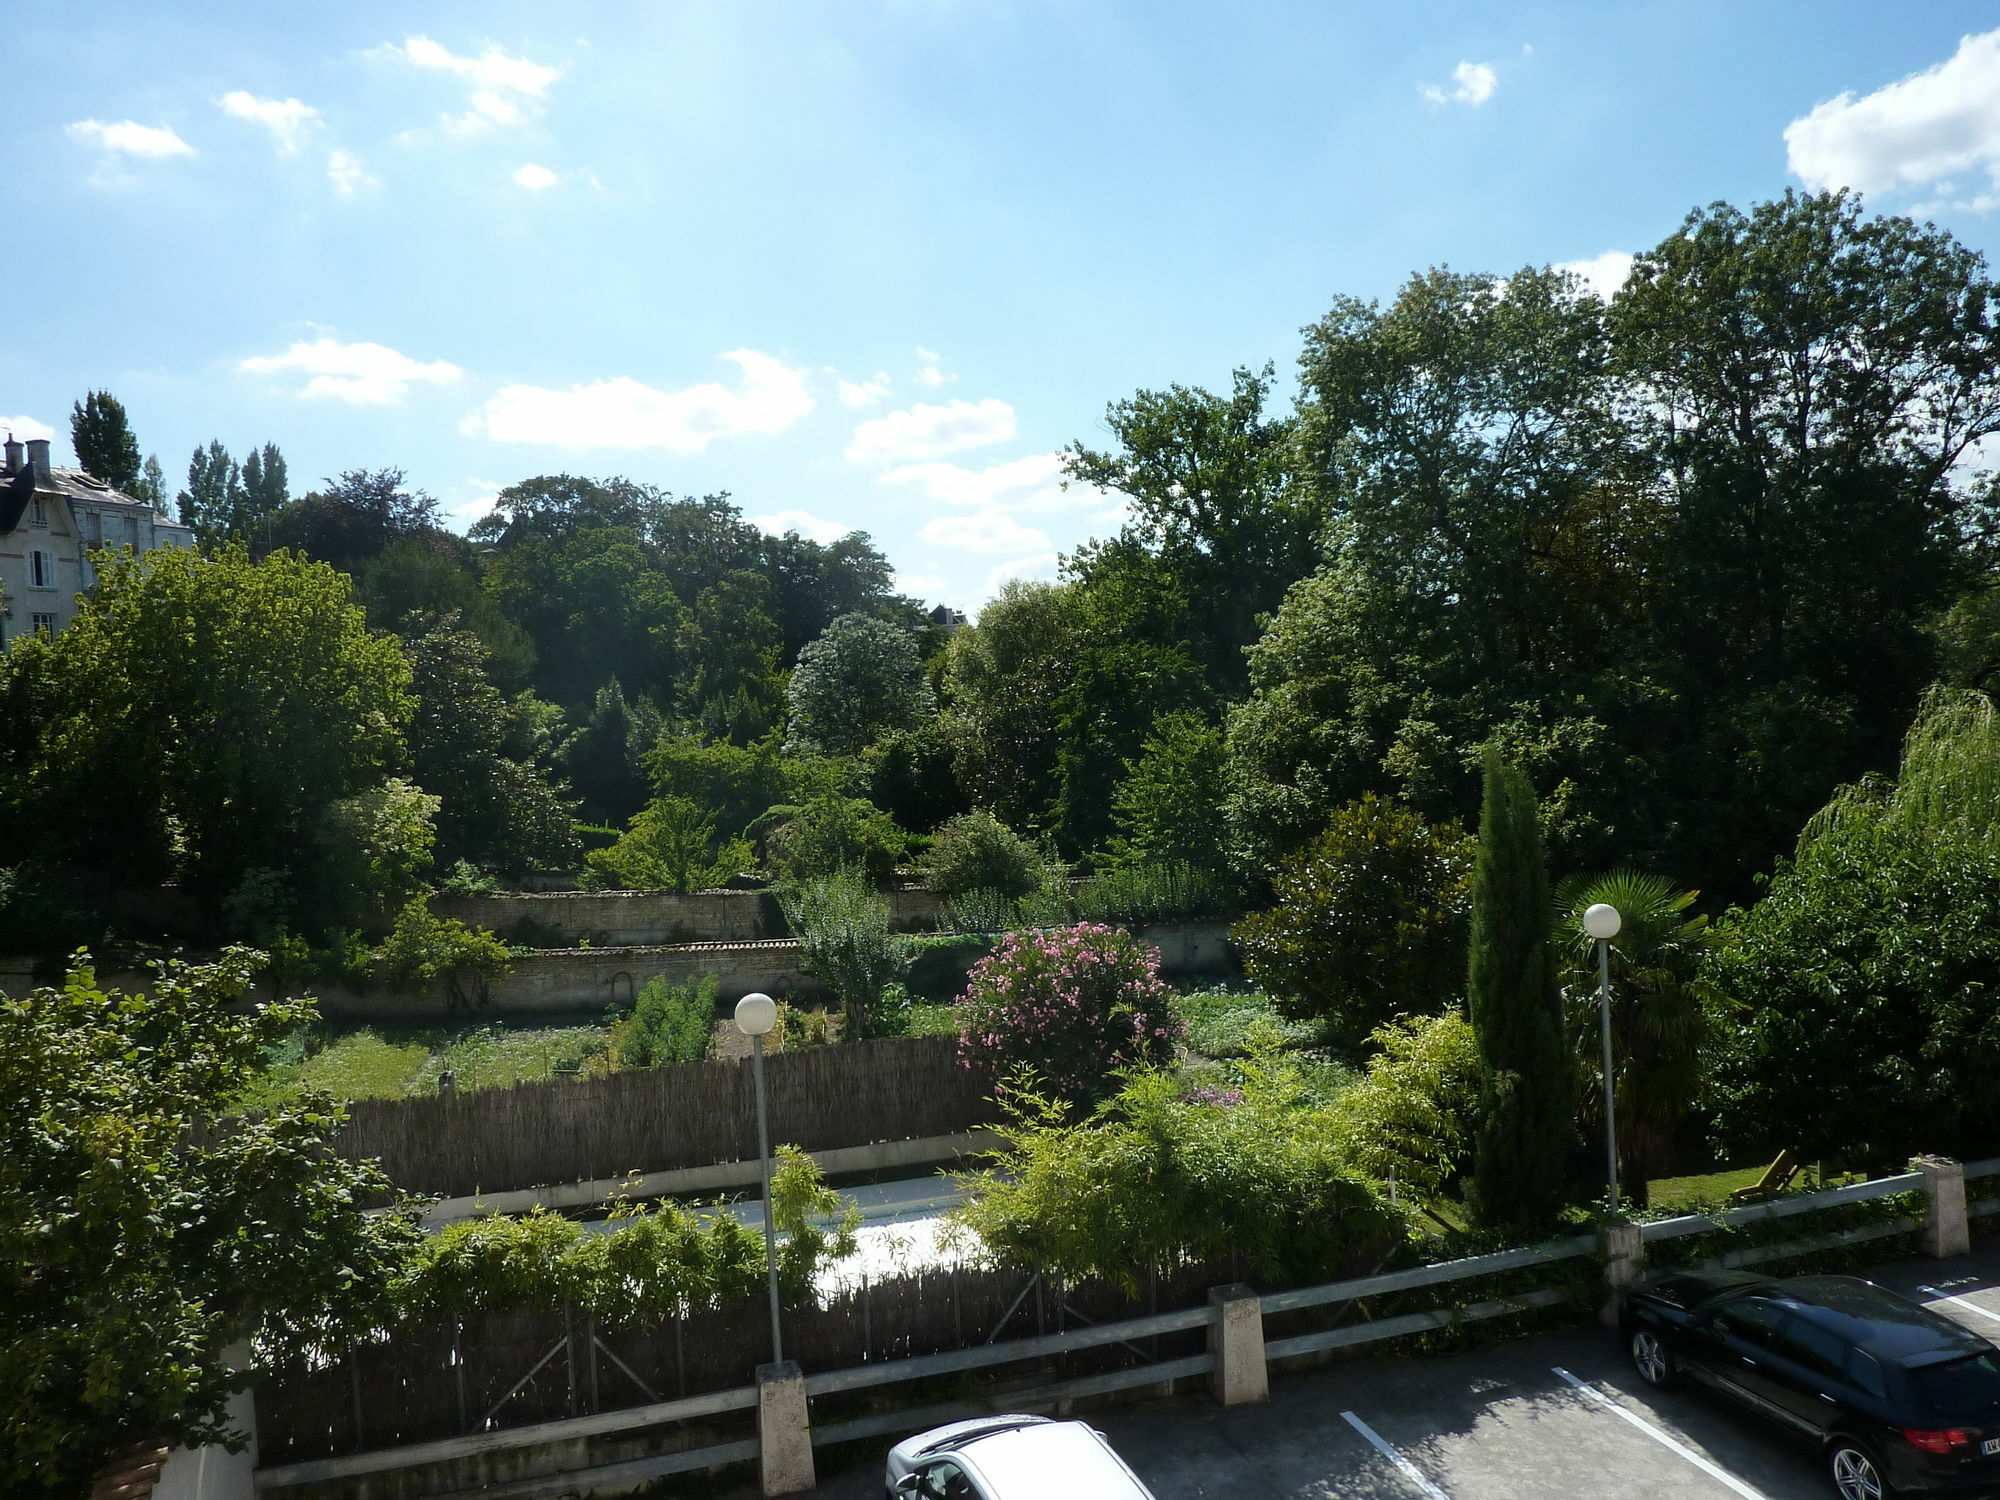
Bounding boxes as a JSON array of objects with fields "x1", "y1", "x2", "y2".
[
  {"x1": 376, "y1": 898, "x2": 513, "y2": 1013},
  {"x1": 584, "y1": 796, "x2": 755, "y2": 892},
  {"x1": 435, "y1": 859, "x2": 503, "y2": 895},
  {"x1": 952, "y1": 1056, "x2": 1405, "y2": 1290},
  {"x1": 1329, "y1": 1010, "x2": 1482, "y2": 1198},
  {"x1": 1233, "y1": 793, "x2": 1474, "y2": 1052},
  {"x1": 765, "y1": 793, "x2": 907, "y2": 882},
  {"x1": 956, "y1": 923, "x2": 1180, "y2": 1104},
  {"x1": 777, "y1": 868, "x2": 913, "y2": 1039},
  {"x1": 1072, "y1": 862, "x2": 1235, "y2": 925},
  {"x1": 619, "y1": 973, "x2": 718, "y2": 1068},
  {"x1": 922, "y1": 810, "x2": 1048, "y2": 899}
]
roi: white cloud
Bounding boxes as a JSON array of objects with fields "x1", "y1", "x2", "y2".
[
  {"x1": 1556, "y1": 250, "x2": 1634, "y2": 300},
  {"x1": 752, "y1": 509, "x2": 852, "y2": 544},
  {"x1": 982, "y1": 552, "x2": 1062, "y2": 598},
  {"x1": 838, "y1": 373, "x2": 892, "y2": 408},
  {"x1": 894, "y1": 570, "x2": 949, "y2": 601},
  {"x1": 327, "y1": 150, "x2": 378, "y2": 195},
  {"x1": 512, "y1": 162, "x2": 560, "y2": 191},
  {"x1": 1420, "y1": 60, "x2": 1498, "y2": 107},
  {"x1": 0, "y1": 414, "x2": 57, "y2": 442},
  {"x1": 66, "y1": 119, "x2": 195, "y2": 159},
  {"x1": 877, "y1": 452, "x2": 1076, "y2": 514},
  {"x1": 914, "y1": 346, "x2": 943, "y2": 363},
  {"x1": 846, "y1": 398, "x2": 1016, "y2": 465},
  {"x1": 217, "y1": 92, "x2": 319, "y2": 154},
  {"x1": 240, "y1": 336, "x2": 462, "y2": 404},
  {"x1": 443, "y1": 476, "x2": 507, "y2": 530},
  {"x1": 920, "y1": 511, "x2": 1051, "y2": 554},
  {"x1": 465, "y1": 350, "x2": 814, "y2": 451},
  {"x1": 912, "y1": 347, "x2": 957, "y2": 387},
  {"x1": 377, "y1": 35, "x2": 561, "y2": 134},
  {"x1": 1785, "y1": 29, "x2": 2000, "y2": 205}
]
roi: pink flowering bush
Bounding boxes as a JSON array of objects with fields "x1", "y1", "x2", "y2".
[{"x1": 956, "y1": 923, "x2": 1181, "y2": 1103}]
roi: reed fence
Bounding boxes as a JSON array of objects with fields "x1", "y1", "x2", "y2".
[{"x1": 334, "y1": 1034, "x2": 997, "y2": 1198}]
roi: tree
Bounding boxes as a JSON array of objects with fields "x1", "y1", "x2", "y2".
[
  {"x1": 1553, "y1": 871, "x2": 1711, "y2": 1209},
  {"x1": 776, "y1": 869, "x2": 912, "y2": 1039},
  {"x1": 263, "y1": 468, "x2": 442, "y2": 574},
  {"x1": 763, "y1": 793, "x2": 906, "y2": 882},
  {"x1": 375, "y1": 899, "x2": 514, "y2": 1013},
  {"x1": 561, "y1": 680, "x2": 655, "y2": 827},
  {"x1": 68, "y1": 390, "x2": 141, "y2": 492},
  {"x1": 785, "y1": 612, "x2": 933, "y2": 757},
  {"x1": 176, "y1": 439, "x2": 242, "y2": 545},
  {"x1": 1106, "y1": 711, "x2": 1233, "y2": 875},
  {"x1": 585, "y1": 796, "x2": 753, "y2": 892},
  {"x1": 1704, "y1": 689, "x2": 2000, "y2": 1164},
  {"x1": 1330, "y1": 1010, "x2": 1483, "y2": 1199},
  {"x1": 0, "y1": 951, "x2": 418, "y2": 1497},
  {"x1": 1464, "y1": 749, "x2": 1572, "y2": 1228},
  {"x1": 920, "y1": 810, "x2": 1048, "y2": 899},
  {"x1": 132, "y1": 454, "x2": 167, "y2": 512},
  {"x1": 0, "y1": 545, "x2": 412, "y2": 911},
  {"x1": 238, "y1": 442, "x2": 289, "y2": 519},
  {"x1": 402, "y1": 618, "x2": 578, "y2": 872},
  {"x1": 1234, "y1": 795, "x2": 1474, "y2": 1052}
]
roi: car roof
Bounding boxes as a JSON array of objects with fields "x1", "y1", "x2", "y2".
[
  {"x1": 960, "y1": 1420, "x2": 1153, "y2": 1497},
  {"x1": 1770, "y1": 1276, "x2": 1992, "y2": 1364}
]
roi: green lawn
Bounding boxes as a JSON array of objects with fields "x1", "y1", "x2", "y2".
[{"x1": 246, "y1": 1019, "x2": 614, "y2": 1107}]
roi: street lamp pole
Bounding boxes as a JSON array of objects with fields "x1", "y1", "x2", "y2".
[
  {"x1": 734, "y1": 992, "x2": 783, "y2": 1366},
  {"x1": 1582, "y1": 903, "x2": 1622, "y2": 1214}
]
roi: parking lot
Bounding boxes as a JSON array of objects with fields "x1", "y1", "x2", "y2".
[{"x1": 778, "y1": 1243, "x2": 2000, "y2": 1499}]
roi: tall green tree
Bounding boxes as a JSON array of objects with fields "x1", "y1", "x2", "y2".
[
  {"x1": 132, "y1": 454, "x2": 168, "y2": 512},
  {"x1": 1464, "y1": 749, "x2": 1572, "y2": 1228},
  {"x1": 1, "y1": 950, "x2": 417, "y2": 1498},
  {"x1": 237, "y1": 442, "x2": 290, "y2": 535},
  {"x1": 68, "y1": 390, "x2": 141, "y2": 492},
  {"x1": 785, "y1": 612, "x2": 933, "y2": 757},
  {"x1": 176, "y1": 440, "x2": 242, "y2": 545},
  {"x1": 0, "y1": 545, "x2": 412, "y2": 908}
]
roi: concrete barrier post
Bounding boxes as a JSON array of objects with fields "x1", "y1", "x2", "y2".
[
  {"x1": 756, "y1": 1361, "x2": 814, "y2": 1496},
  {"x1": 154, "y1": 1345, "x2": 257, "y2": 1500},
  {"x1": 1914, "y1": 1156, "x2": 1971, "y2": 1259},
  {"x1": 1598, "y1": 1219, "x2": 1644, "y2": 1327},
  {"x1": 1206, "y1": 1283, "x2": 1268, "y2": 1406}
]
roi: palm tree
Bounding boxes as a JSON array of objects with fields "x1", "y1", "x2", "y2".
[{"x1": 1554, "y1": 870, "x2": 1712, "y2": 1209}]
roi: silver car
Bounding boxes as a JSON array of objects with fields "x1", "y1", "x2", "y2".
[{"x1": 885, "y1": 1415, "x2": 1157, "y2": 1499}]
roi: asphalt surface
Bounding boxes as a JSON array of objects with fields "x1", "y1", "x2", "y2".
[{"x1": 757, "y1": 1242, "x2": 2000, "y2": 1500}]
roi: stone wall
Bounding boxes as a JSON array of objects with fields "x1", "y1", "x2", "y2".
[
  {"x1": 427, "y1": 885, "x2": 944, "y2": 945},
  {"x1": 309, "y1": 921, "x2": 1236, "y2": 1024}
]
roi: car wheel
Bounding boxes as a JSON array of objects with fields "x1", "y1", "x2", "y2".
[
  {"x1": 1629, "y1": 1328, "x2": 1677, "y2": 1388},
  {"x1": 1827, "y1": 1438, "x2": 1894, "y2": 1500}
]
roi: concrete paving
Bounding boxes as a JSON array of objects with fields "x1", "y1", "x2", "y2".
[{"x1": 758, "y1": 1243, "x2": 2000, "y2": 1500}]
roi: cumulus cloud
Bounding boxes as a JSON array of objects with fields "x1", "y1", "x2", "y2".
[
  {"x1": 982, "y1": 552, "x2": 1062, "y2": 598},
  {"x1": 1785, "y1": 29, "x2": 2000, "y2": 206},
  {"x1": 752, "y1": 509, "x2": 852, "y2": 544},
  {"x1": 442, "y1": 476, "x2": 508, "y2": 530},
  {"x1": 1420, "y1": 60, "x2": 1498, "y2": 107},
  {"x1": 66, "y1": 119, "x2": 195, "y2": 159},
  {"x1": 1556, "y1": 250, "x2": 1634, "y2": 300},
  {"x1": 512, "y1": 162, "x2": 560, "y2": 191},
  {"x1": 913, "y1": 347, "x2": 958, "y2": 387},
  {"x1": 240, "y1": 336, "x2": 462, "y2": 404},
  {"x1": 920, "y1": 511, "x2": 1051, "y2": 555},
  {"x1": 217, "y1": 92, "x2": 319, "y2": 154},
  {"x1": 876, "y1": 452, "x2": 1076, "y2": 514},
  {"x1": 327, "y1": 150, "x2": 378, "y2": 195},
  {"x1": 377, "y1": 35, "x2": 561, "y2": 134},
  {"x1": 839, "y1": 373, "x2": 892, "y2": 408},
  {"x1": 846, "y1": 398, "x2": 1016, "y2": 466},
  {"x1": 465, "y1": 350, "x2": 814, "y2": 451},
  {"x1": 0, "y1": 414, "x2": 57, "y2": 442}
]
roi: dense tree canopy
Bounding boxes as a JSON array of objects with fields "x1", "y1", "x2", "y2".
[{"x1": 69, "y1": 390, "x2": 141, "y2": 492}]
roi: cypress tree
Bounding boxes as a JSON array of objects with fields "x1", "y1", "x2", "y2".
[
  {"x1": 69, "y1": 390, "x2": 142, "y2": 491},
  {"x1": 1465, "y1": 746, "x2": 1574, "y2": 1227}
]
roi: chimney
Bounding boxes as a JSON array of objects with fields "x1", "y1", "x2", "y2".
[
  {"x1": 24, "y1": 437, "x2": 50, "y2": 476},
  {"x1": 2, "y1": 434, "x2": 19, "y2": 475}
]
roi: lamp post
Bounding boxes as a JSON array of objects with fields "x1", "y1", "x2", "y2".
[
  {"x1": 1582, "y1": 903, "x2": 1622, "y2": 1214},
  {"x1": 734, "y1": 991, "x2": 783, "y2": 1366}
]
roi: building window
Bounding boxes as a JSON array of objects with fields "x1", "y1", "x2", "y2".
[
  {"x1": 29, "y1": 495, "x2": 45, "y2": 526},
  {"x1": 30, "y1": 613, "x2": 57, "y2": 637},
  {"x1": 80, "y1": 510, "x2": 102, "y2": 545},
  {"x1": 28, "y1": 548, "x2": 56, "y2": 588}
]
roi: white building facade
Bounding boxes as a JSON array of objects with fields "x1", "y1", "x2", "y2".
[{"x1": 0, "y1": 434, "x2": 195, "y2": 647}]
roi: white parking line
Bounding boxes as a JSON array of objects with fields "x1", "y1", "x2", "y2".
[
  {"x1": 1551, "y1": 1368, "x2": 1770, "y2": 1500},
  {"x1": 1921, "y1": 1285, "x2": 2000, "y2": 1328},
  {"x1": 1340, "y1": 1410, "x2": 1451, "y2": 1500}
]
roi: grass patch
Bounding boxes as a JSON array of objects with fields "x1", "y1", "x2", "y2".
[{"x1": 249, "y1": 1018, "x2": 614, "y2": 1106}]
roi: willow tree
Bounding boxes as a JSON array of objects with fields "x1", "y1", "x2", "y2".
[
  {"x1": 1465, "y1": 748, "x2": 1573, "y2": 1227},
  {"x1": 1704, "y1": 689, "x2": 2000, "y2": 1162}
]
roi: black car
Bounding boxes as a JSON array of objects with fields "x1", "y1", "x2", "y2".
[{"x1": 1622, "y1": 1270, "x2": 2000, "y2": 1498}]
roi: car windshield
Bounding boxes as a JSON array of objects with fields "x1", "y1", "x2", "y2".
[{"x1": 1911, "y1": 1353, "x2": 2000, "y2": 1419}]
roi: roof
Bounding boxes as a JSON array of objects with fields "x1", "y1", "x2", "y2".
[
  {"x1": 0, "y1": 464, "x2": 194, "y2": 537},
  {"x1": 1776, "y1": 1275, "x2": 1989, "y2": 1365},
  {"x1": 962, "y1": 1421, "x2": 1153, "y2": 1497}
]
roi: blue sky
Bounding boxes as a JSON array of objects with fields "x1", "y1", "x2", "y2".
[{"x1": 8, "y1": 2, "x2": 2000, "y2": 609}]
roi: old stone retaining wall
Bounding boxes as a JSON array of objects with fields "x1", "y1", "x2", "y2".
[{"x1": 427, "y1": 884, "x2": 943, "y2": 945}]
